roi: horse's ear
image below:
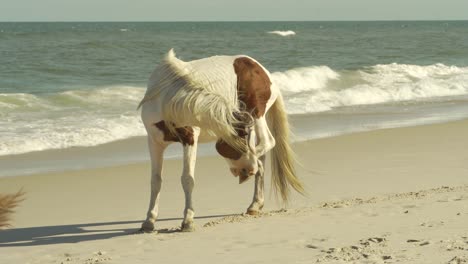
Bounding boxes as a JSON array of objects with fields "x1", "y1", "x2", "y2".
[{"x1": 167, "y1": 48, "x2": 176, "y2": 58}]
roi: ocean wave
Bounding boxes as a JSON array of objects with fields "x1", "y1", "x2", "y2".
[
  {"x1": 272, "y1": 66, "x2": 339, "y2": 93},
  {"x1": 0, "y1": 85, "x2": 145, "y2": 112},
  {"x1": 1, "y1": 64, "x2": 468, "y2": 156},
  {"x1": 268, "y1": 30, "x2": 296, "y2": 36},
  {"x1": 273, "y1": 63, "x2": 468, "y2": 114},
  {"x1": 0, "y1": 86, "x2": 146, "y2": 156},
  {"x1": 0, "y1": 114, "x2": 145, "y2": 156}
]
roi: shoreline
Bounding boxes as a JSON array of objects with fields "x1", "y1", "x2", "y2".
[{"x1": 2, "y1": 110, "x2": 468, "y2": 178}]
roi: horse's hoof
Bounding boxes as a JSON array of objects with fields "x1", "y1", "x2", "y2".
[
  {"x1": 246, "y1": 203, "x2": 263, "y2": 215},
  {"x1": 246, "y1": 209, "x2": 261, "y2": 215},
  {"x1": 181, "y1": 221, "x2": 196, "y2": 232},
  {"x1": 140, "y1": 221, "x2": 157, "y2": 233}
]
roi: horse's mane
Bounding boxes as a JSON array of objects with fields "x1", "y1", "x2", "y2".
[{"x1": 139, "y1": 49, "x2": 249, "y2": 151}]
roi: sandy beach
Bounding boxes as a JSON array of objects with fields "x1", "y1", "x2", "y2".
[{"x1": 1, "y1": 119, "x2": 467, "y2": 264}]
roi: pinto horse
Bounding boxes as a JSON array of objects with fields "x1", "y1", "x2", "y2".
[{"x1": 138, "y1": 49, "x2": 304, "y2": 232}]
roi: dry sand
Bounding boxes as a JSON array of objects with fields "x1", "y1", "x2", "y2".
[{"x1": 0, "y1": 119, "x2": 467, "y2": 264}]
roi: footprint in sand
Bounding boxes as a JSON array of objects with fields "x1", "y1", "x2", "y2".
[
  {"x1": 437, "y1": 195, "x2": 467, "y2": 203},
  {"x1": 447, "y1": 256, "x2": 468, "y2": 264},
  {"x1": 441, "y1": 237, "x2": 468, "y2": 252},
  {"x1": 402, "y1": 204, "x2": 418, "y2": 209},
  {"x1": 407, "y1": 239, "x2": 431, "y2": 247},
  {"x1": 420, "y1": 220, "x2": 445, "y2": 228}
]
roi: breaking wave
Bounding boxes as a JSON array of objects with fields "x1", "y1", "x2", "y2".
[
  {"x1": 268, "y1": 30, "x2": 296, "y2": 36},
  {"x1": 273, "y1": 63, "x2": 468, "y2": 114},
  {"x1": 1, "y1": 63, "x2": 467, "y2": 155},
  {"x1": 0, "y1": 86, "x2": 146, "y2": 156}
]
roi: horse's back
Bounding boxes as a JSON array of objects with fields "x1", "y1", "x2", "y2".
[{"x1": 140, "y1": 50, "x2": 281, "y2": 145}]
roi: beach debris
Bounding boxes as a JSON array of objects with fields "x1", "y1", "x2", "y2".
[
  {"x1": 447, "y1": 256, "x2": 468, "y2": 264},
  {"x1": 0, "y1": 190, "x2": 25, "y2": 229},
  {"x1": 350, "y1": 245, "x2": 361, "y2": 251},
  {"x1": 316, "y1": 236, "x2": 390, "y2": 263},
  {"x1": 368, "y1": 237, "x2": 386, "y2": 243},
  {"x1": 60, "y1": 253, "x2": 75, "y2": 264},
  {"x1": 407, "y1": 239, "x2": 420, "y2": 243},
  {"x1": 84, "y1": 252, "x2": 112, "y2": 264},
  {"x1": 325, "y1": 247, "x2": 342, "y2": 254},
  {"x1": 203, "y1": 208, "x2": 293, "y2": 228},
  {"x1": 442, "y1": 238, "x2": 467, "y2": 252}
]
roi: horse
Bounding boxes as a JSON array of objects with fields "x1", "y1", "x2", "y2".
[{"x1": 138, "y1": 49, "x2": 304, "y2": 232}]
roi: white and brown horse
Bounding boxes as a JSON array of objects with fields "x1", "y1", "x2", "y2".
[{"x1": 138, "y1": 49, "x2": 304, "y2": 232}]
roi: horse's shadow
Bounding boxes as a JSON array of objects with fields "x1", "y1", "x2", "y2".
[{"x1": 0, "y1": 214, "x2": 233, "y2": 247}]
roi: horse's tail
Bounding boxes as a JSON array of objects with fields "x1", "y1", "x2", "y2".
[
  {"x1": 266, "y1": 93, "x2": 304, "y2": 203},
  {"x1": 0, "y1": 190, "x2": 24, "y2": 229}
]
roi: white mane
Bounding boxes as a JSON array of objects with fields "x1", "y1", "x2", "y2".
[{"x1": 139, "y1": 49, "x2": 247, "y2": 151}]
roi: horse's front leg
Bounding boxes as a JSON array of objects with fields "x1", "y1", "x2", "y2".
[
  {"x1": 141, "y1": 136, "x2": 169, "y2": 232},
  {"x1": 247, "y1": 155, "x2": 265, "y2": 215},
  {"x1": 180, "y1": 127, "x2": 200, "y2": 232},
  {"x1": 254, "y1": 117, "x2": 276, "y2": 157}
]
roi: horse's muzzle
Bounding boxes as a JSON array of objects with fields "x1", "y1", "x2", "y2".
[{"x1": 238, "y1": 168, "x2": 255, "y2": 184}]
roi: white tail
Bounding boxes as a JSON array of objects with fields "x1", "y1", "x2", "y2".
[{"x1": 267, "y1": 94, "x2": 304, "y2": 203}]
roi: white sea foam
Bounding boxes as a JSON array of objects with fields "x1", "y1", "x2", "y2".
[
  {"x1": 272, "y1": 66, "x2": 339, "y2": 93},
  {"x1": 1, "y1": 64, "x2": 468, "y2": 156},
  {"x1": 0, "y1": 86, "x2": 147, "y2": 156},
  {"x1": 268, "y1": 30, "x2": 296, "y2": 36},
  {"x1": 273, "y1": 63, "x2": 468, "y2": 114}
]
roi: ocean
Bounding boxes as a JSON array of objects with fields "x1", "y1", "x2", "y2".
[{"x1": 1, "y1": 21, "x2": 468, "y2": 176}]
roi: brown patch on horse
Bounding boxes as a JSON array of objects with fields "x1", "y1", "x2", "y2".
[
  {"x1": 216, "y1": 57, "x2": 271, "y2": 160},
  {"x1": 216, "y1": 140, "x2": 241, "y2": 160},
  {"x1": 233, "y1": 57, "x2": 272, "y2": 118},
  {"x1": 215, "y1": 125, "x2": 248, "y2": 160},
  {"x1": 155, "y1": 121, "x2": 194, "y2": 146}
]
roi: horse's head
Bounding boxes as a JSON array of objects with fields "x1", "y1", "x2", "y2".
[{"x1": 215, "y1": 124, "x2": 260, "y2": 184}]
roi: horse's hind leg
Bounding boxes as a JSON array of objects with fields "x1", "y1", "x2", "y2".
[
  {"x1": 180, "y1": 127, "x2": 200, "y2": 232},
  {"x1": 141, "y1": 135, "x2": 169, "y2": 232},
  {"x1": 247, "y1": 155, "x2": 265, "y2": 215}
]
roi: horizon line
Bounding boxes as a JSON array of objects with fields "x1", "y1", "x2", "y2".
[{"x1": 1, "y1": 19, "x2": 467, "y2": 23}]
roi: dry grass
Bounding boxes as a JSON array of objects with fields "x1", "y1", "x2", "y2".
[{"x1": 0, "y1": 190, "x2": 25, "y2": 229}]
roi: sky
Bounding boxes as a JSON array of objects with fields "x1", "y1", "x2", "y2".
[{"x1": 1, "y1": 0, "x2": 467, "y2": 22}]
